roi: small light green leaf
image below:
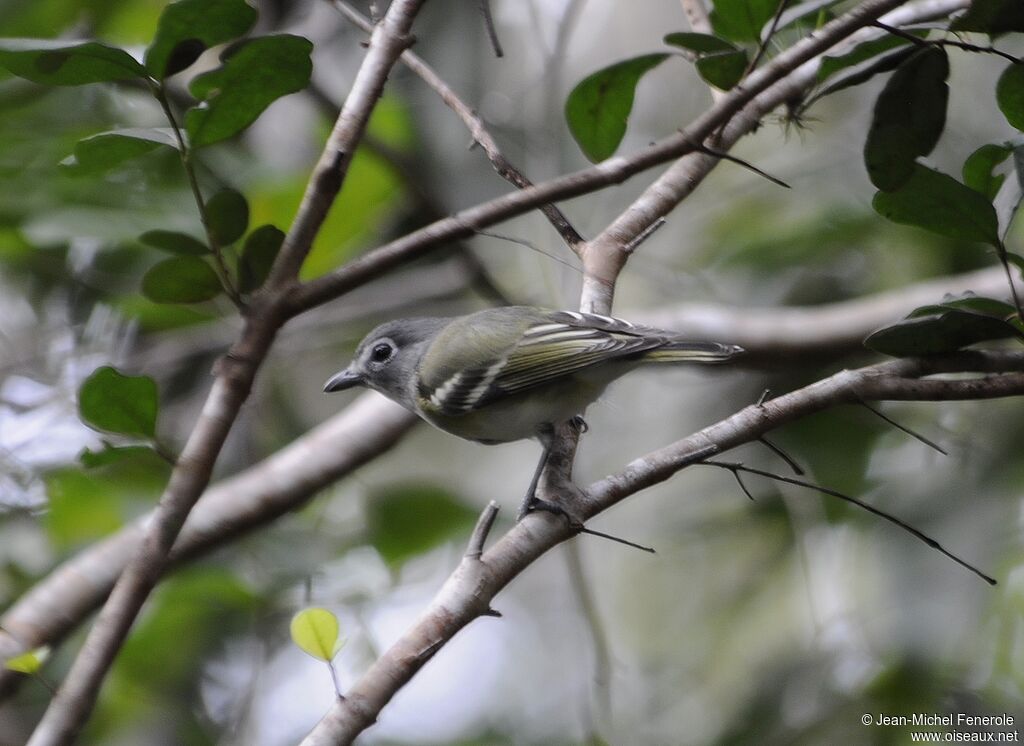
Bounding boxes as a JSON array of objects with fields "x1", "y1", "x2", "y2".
[
  {"x1": 142, "y1": 256, "x2": 223, "y2": 304},
  {"x1": 185, "y1": 35, "x2": 313, "y2": 148},
  {"x1": 963, "y1": 143, "x2": 1012, "y2": 200},
  {"x1": 872, "y1": 164, "x2": 1001, "y2": 247},
  {"x1": 565, "y1": 53, "x2": 669, "y2": 163},
  {"x1": 238, "y1": 224, "x2": 284, "y2": 293},
  {"x1": 61, "y1": 128, "x2": 178, "y2": 174},
  {"x1": 996, "y1": 63, "x2": 1024, "y2": 132},
  {"x1": 290, "y1": 608, "x2": 344, "y2": 661},
  {"x1": 145, "y1": 0, "x2": 258, "y2": 79},
  {"x1": 368, "y1": 485, "x2": 478, "y2": 567},
  {"x1": 4, "y1": 647, "x2": 49, "y2": 675},
  {"x1": 710, "y1": 0, "x2": 778, "y2": 42},
  {"x1": 864, "y1": 47, "x2": 949, "y2": 192},
  {"x1": 865, "y1": 306, "x2": 1024, "y2": 357},
  {"x1": 0, "y1": 38, "x2": 147, "y2": 85},
  {"x1": 78, "y1": 366, "x2": 158, "y2": 439},
  {"x1": 664, "y1": 33, "x2": 747, "y2": 90},
  {"x1": 139, "y1": 229, "x2": 210, "y2": 255},
  {"x1": 951, "y1": 0, "x2": 1024, "y2": 35},
  {"x1": 206, "y1": 189, "x2": 249, "y2": 245}
]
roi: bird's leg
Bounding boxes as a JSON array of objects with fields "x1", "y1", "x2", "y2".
[
  {"x1": 518, "y1": 420, "x2": 655, "y2": 553},
  {"x1": 516, "y1": 427, "x2": 553, "y2": 521}
]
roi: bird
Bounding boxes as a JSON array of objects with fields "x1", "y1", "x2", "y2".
[{"x1": 324, "y1": 305, "x2": 743, "y2": 525}]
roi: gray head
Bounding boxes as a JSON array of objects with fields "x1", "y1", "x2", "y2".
[{"x1": 323, "y1": 316, "x2": 450, "y2": 410}]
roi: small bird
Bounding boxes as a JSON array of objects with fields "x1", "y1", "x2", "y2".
[
  {"x1": 324, "y1": 305, "x2": 742, "y2": 443},
  {"x1": 324, "y1": 306, "x2": 742, "y2": 527}
]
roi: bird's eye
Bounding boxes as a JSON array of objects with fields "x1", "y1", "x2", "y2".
[{"x1": 370, "y1": 342, "x2": 394, "y2": 363}]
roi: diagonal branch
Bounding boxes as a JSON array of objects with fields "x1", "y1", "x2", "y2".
[{"x1": 302, "y1": 350, "x2": 1024, "y2": 744}]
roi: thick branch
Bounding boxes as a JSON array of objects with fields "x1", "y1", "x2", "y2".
[{"x1": 303, "y1": 351, "x2": 1024, "y2": 743}]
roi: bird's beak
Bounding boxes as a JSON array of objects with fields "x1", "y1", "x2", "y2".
[{"x1": 323, "y1": 367, "x2": 363, "y2": 392}]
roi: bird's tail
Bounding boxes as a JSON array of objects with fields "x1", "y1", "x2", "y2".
[{"x1": 643, "y1": 341, "x2": 744, "y2": 363}]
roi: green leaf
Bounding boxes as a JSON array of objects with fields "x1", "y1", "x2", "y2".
[
  {"x1": 808, "y1": 46, "x2": 917, "y2": 108},
  {"x1": 79, "y1": 444, "x2": 159, "y2": 468},
  {"x1": 963, "y1": 143, "x2": 1012, "y2": 200},
  {"x1": 139, "y1": 229, "x2": 210, "y2": 255},
  {"x1": 818, "y1": 34, "x2": 917, "y2": 84},
  {"x1": 0, "y1": 38, "x2": 147, "y2": 85},
  {"x1": 145, "y1": 0, "x2": 258, "y2": 79},
  {"x1": 865, "y1": 307, "x2": 1024, "y2": 356},
  {"x1": 4, "y1": 648, "x2": 48, "y2": 675},
  {"x1": 60, "y1": 128, "x2": 178, "y2": 173},
  {"x1": 951, "y1": 0, "x2": 1024, "y2": 35},
  {"x1": 44, "y1": 468, "x2": 124, "y2": 549},
  {"x1": 872, "y1": 164, "x2": 1001, "y2": 247},
  {"x1": 996, "y1": 63, "x2": 1024, "y2": 132},
  {"x1": 664, "y1": 33, "x2": 747, "y2": 90},
  {"x1": 185, "y1": 34, "x2": 313, "y2": 148},
  {"x1": 238, "y1": 224, "x2": 284, "y2": 293},
  {"x1": 565, "y1": 54, "x2": 669, "y2": 163},
  {"x1": 864, "y1": 47, "x2": 949, "y2": 192},
  {"x1": 142, "y1": 256, "x2": 223, "y2": 303},
  {"x1": 911, "y1": 295, "x2": 1017, "y2": 318},
  {"x1": 772, "y1": 0, "x2": 842, "y2": 35},
  {"x1": 710, "y1": 0, "x2": 778, "y2": 42},
  {"x1": 290, "y1": 608, "x2": 344, "y2": 661},
  {"x1": 368, "y1": 484, "x2": 478, "y2": 567},
  {"x1": 206, "y1": 188, "x2": 249, "y2": 245},
  {"x1": 78, "y1": 366, "x2": 158, "y2": 439}
]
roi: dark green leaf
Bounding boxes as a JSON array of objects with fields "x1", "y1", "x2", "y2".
[
  {"x1": 206, "y1": 188, "x2": 249, "y2": 245},
  {"x1": 565, "y1": 54, "x2": 669, "y2": 163},
  {"x1": 710, "y1": 0, "x2": 778, "y2": 42},
  {"x1": 872, "y1": 164, "x2": 1000, "y2": 247},
  {"x1": 185, "y1": 35, "x2": 313, "y2": 148},
  {"x1": 238, "y1": 224, "x2": 284, "y2": 293},
  {"x1": 951, "y1": 0, "x2": 1024, "y2": 35},
  {"x1": 996, "y1": 63, "x2": 1024, "y2": 132},
  {"x1": 664, "y1": 32, "x2": 738, "y2": 54},
  {"x1": 367, "y1": 484, "x2": 478, "y2": 567},
  {"x1": 664, "y1": 32, "x2": 747, "y2": 90},
  {"x1": 864, "y1": 47, "x2": 949, "y2": 191},
  {"x1": 145, "y1": 0, "x2": 258, "y2": 79},
  {"x1": 818, "y1": 35, "x2": 917, "y2": 84},
  {"x1": 78, "y1": 366, "x2": 158, "y2": 439},
  {"x1": 139, "y1": 229, "x2": 210, "y2": 255},
  {"x1": 0, "y1": 38, "x2": 147, "y2": 85},
  {"x1": 142, "y1": 256, "x2": 223, "y2": 303},
  {"x1": 865, "y1": 307, "x2": 1023, "y2": 356},
  {"x1": 61, "y1": 129, "x2": 178, "y2": 174},
  {"x1": 963, "y1": 143, "x2": 1012, "y2": 200},
  {"x1": 808, "y1": 46, "x2": 917, "y2": 107},
  {"x1": 908, "y1": 295, "x2": 1017, "y2": 318}
]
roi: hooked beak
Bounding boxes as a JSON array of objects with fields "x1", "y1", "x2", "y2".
[{"x1": 323, "y1": 367, "x2": 363, "y2": 393}]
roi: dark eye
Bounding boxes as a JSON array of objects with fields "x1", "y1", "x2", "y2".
[{"x1": 370, "y1": 342, "x2": 394, "y2": 363}]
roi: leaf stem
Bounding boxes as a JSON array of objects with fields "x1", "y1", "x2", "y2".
[{"x1": 153, "y1": 84, "x2": 245, "y2": 309}]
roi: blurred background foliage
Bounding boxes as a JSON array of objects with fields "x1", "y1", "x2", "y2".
[{"x1": 0, "y1": 0, "x2": 1022, "y2": 744}]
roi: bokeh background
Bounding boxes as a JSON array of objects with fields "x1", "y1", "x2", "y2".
[{"x1": 0, "y1": 0, "x2": 1023, "y2": 744}]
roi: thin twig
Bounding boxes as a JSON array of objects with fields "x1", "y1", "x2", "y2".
[
  {"x1": 758, "y1": 435, "x2": 805, "y2": 474},
  {"x1": 465, "y1": 501, "x2": 500, "y2": 558},
  {"x1": 858, "y1": 400, "x2": 948, "y2": 455},
  {"x1": 873, "y1": 20, "x2": 1022, "y2": 63},
  {"x1": 477, "y1": 0, "x2": 504, "y2": 57},
  {"x1": 695, "y1": 142, "x2": 791, "y2": 188},
  {"x1": 622, "y1": 218, "x2": 666, "y2": 254},
  {"x1": 330, "y1": 0, "x2": 586, "y2": 254},
  {"x1": 702, "y1": 460, "x2": 996, "y2": 585},
  {"x1": 748, "y1": 0, "x2": 793, "y2": 74}
]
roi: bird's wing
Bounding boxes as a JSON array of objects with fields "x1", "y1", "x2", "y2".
[{"x1": 420, "y1": 310, "x2": 665, "y2": 415}]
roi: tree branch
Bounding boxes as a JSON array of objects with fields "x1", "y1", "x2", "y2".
[
  {"x1": 329, "y1": 0, "x2": 586, "y2": 253},
  {"x1": 23, "y1": 2, "x2": 428, "y2": 743},
  {"x1": 303, "y1": 351, "x2": 1024, "y2": 743}
]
